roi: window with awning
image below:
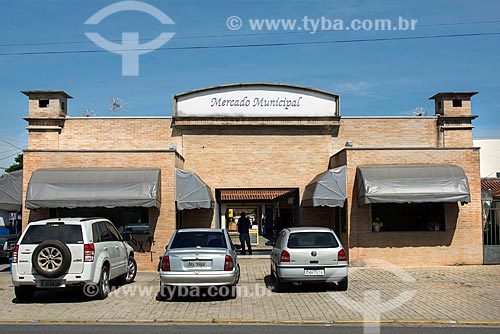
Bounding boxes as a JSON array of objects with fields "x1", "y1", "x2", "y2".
[
  {"x1": 356, "y1": 164, "x2": 471, "y2": 205},
  {"x1": 26, "y1": 168, "x2": 161, "y2": 209},
  {"x1": 0, "y1": 170, "x2": 22, "y2": 211},
  {"x1": 175, "y1": 169, "x2": 214, "y2": 210},
  {"x1": 301, "y1": 166, "x2": 347, "y2": 208}
]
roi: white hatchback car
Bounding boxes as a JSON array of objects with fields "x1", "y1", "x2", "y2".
[
  {"x1": 270, "y1": 227, "x2": 348, "y2": 291},
  {"x1": 11, "y1": 217, "x2": 137, "y2": 301}
]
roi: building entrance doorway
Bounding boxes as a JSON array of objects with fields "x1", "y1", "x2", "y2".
[{"x1": 216, "y1": 188, "x2": 299, "y2": 254}]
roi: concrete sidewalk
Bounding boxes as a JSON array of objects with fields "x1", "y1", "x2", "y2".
[{"x1": 0, "y1": 259, "x2": 499, "y2": 325}]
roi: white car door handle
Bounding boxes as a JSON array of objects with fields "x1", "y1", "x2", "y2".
[{"x1": 103, "y1": 247, "x2": 108, "y2": 250}]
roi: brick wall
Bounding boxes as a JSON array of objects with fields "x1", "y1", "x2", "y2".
[
  {"x1": 438, "y1": 97, "x2": 473, "y2": 116},
  {"x1": 338, "y1": 118, "x2": 438, "y2": 151},
  {"x1": 443, "y1": 129, "x2": 473, "y2": 148},
  {"x1": 22, "y1": 150, "x2": 181, "y2": 270},
  {"x1": 58, "y1": 118, "x2": 180, "y2": 150},
  {"x1": 341, "y1": 148, "x2": 482, "y2": 266},
  {"x1": 180, "y1": 127, "x2": 334, "y2": 226},
  {"x1": 22, "y1": 104, "x2": 480, "y2": 268}
]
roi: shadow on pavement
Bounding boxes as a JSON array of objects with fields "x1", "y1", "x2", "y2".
[
  {"x1": 11, "y1": 287, "x2": 94, "y2": 304},
  {"x1": 263, "y1": 274, "x2": 342, "y2": 293}
]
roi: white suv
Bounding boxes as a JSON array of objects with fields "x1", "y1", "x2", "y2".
[{"x1": 11, "y1": 217, "x2": 137, "y2": 301}]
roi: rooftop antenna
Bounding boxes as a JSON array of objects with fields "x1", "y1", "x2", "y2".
[
  {"x1": 108, "y1": 98, "x2": 129, "y2": 115},
  {"x1": 412, "y1": 107, "x2": 427, "y2": 116},
  {"x1": 401, "y1": 107, "x2": 428, "y2": 117},
  {"x1": 81, "y1": 109, "x2": 96, "y2": 117}
]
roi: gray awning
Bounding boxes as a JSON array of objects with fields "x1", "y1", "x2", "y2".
[
  {"x1": 302, "y1": 166, "x2": 347, "y2": 208},
  {"x1": 176, "y1": 168, "x2": 214, "y2": 210},
  {"x1": 0, "y1": 170, "x2": 23, "y2": 211},
  {"x1": 356, "y1": 164, "x2": 471, "y2": 205},
  {"x1": 26, "y1": 168, "x2": 161, "y2": 209}
]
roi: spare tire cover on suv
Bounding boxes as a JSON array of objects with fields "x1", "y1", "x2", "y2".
[{"x1": 32, "y1": 240, "x2": 72, "y2": 278}]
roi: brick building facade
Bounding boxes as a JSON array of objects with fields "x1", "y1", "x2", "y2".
[{"x1": 21, "y1": 84, "x2": 482, "y2": 270}]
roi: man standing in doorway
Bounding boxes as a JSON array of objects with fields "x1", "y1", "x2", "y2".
[{"x1": 238, "y1": 212, "x2": 252, "y2": 255}]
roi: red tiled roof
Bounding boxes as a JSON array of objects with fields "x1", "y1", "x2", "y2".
[
  {"x1": 219, "y1": 189, "x2": 295, "y2": 201},
  {"x1": 482, "y1": 179, "x2": 500, "y2": 197}
]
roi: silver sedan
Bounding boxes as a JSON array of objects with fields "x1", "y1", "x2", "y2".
[
  {"x1": 270, "y1": 227, "x2": 348, "y2": 291},
  {"x1": 159, "y1": 228, "x2": 240, "y2": 299}
]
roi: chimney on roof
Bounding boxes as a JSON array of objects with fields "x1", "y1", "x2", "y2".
[
  {"x1": 21, "y1": 90, "x2": 72, "y2": 118},
  {"x1": 429, "y1": 92, "x2": 478, "y2": 148},
  {"x1": 429, "y1": 92, "x2": 477, "y2": 117}
]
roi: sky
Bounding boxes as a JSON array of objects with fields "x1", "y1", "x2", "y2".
[{"x1": 1, "y1": 0, "x2": 500, "y2": 172}]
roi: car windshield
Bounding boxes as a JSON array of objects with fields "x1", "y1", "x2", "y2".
[
  {"x1": 170, "y1": 231, "x2": 227, "y2": 249},
  {"x1": 287, "y1": 232, "x2": 338, "y2": 249},
  {"x1": 21, "y1": 224, "x2": 84, "y2": 244}
]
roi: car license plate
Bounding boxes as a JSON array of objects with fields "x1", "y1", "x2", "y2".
[
  {"x1": 304, "y1": 269, "x2": 325, "y2": 276},
  {"x1": 36, "y1": 280, "x2": 65, "y2": 288},
  {"x1": 187, "y1": 260, "x2": 208, "y2": 268}
]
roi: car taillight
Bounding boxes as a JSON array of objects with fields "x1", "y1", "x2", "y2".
[
  {"x1": 84, "y1": 243, "x2": 95, "y2": 262},
  {"x1": 224, "y1": 255, "x2": 234, "y2": 271},
  {"x1": 338, "y1": 249, "x2": 347, "y2": 262},
  {"x1": 280, "y1": 250, "x2": 290, "y2": 263},
  {"x1": 12, "y1": 245, "x2": 19, "y2": 263},
  {"x1": 161, "y1": 255, "x2": 170, "y2": 271}
]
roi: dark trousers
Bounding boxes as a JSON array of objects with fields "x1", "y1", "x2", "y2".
[{"x1": 239, "y1": 233, "x2": 252, "y2": 254}]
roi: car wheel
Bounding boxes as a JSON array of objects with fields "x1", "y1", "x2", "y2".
[
  {"x1": 32, "y1": 240, "x2": 71, "y2": 278},
  {"x1": 14, "y1": 286, "x2": 35, "y2": 302},
  {"x1": 96, "y1": 266, "x2": 110, "y2": 300},
  {"x1": 117, "y1": 257, "x2": 137, "y2": 285},
  {"x1": 274, "y1": 278, "x2": 289, "y2": 292},
  {"x1": 222, "y1": 284, "x2": 237, "y2": 299},
  {"x1": 273, "y1": 271, "x2": 288, "y2": 292},
  {"x1": 270, "y1": 264, "x2": 276, "y2": 280},
  {"x1": 159, "y1": 283, "x2": 174, "y2": 301},
  {"x1": 337, "y1": 277, "x2": 348, "y2": 291}
]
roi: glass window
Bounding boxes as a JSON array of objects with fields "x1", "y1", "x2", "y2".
[
  {"x1": 97, "y1": 222, "x2": 112, "y2": 242},
  {"x1": 92, "y1": 223, "x2": 100, "y2": 243},
  {"x1": 287, "y1": 232, "x2": 339, "y2": 249},
  {"x1": 21, "y1": 224, "x2": 83, "y2": 244},
  {"x1": 170, "y1": 231, "x2": 227, "y2": 249},
  {"x1": 106, "y1": 222, "x2": 122, "y2": 241},
  {"x1": 371, "y1": 203, "x2": 445, "y2": 232}
]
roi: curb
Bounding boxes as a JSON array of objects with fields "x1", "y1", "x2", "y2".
[{"x1": 1, "y1": 319, "x2": 500, "y2": 326}]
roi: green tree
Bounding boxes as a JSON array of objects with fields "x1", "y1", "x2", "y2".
[{"x1": 5, "y1": 153, "x2": 23, "y2": 173}]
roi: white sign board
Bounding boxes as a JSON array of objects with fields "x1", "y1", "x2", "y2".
[{"x1": 175, "y1": 85, "x2": 338, "y2": 118}]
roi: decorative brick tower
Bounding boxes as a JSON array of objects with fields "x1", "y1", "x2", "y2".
[
  {"x1": 22, "y1": 91, "x2": 72, "y2": 150},
  {"x1": 429, "y1": 92, "x2": 478, "y2": 148}
]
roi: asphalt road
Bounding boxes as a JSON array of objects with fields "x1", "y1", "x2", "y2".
[{"x1": 0, "y1": 324, "x2": 499, "y2": 334}]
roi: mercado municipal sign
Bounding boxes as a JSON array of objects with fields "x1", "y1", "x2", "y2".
[{"x1": 174, "y1": 83, "x2": 339, "y2": 118}]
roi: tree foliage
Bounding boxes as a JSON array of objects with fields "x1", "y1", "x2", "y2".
[{"x1": 5, "y1": 153, "x2": 23, "y2": 173}]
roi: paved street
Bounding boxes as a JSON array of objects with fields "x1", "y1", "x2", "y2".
[
  {"x1": 0, "y1": 259, "x2": 499, "y2": 325},
  {"x1": 1, "y1": 323, "x2": 500, "y2": 334}
]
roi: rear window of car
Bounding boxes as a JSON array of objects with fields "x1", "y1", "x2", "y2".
[
  {"x1": 170, "y1": 231, "x2": 227, "y2": 249},
  {"x1": 20, "y1": 224, "x2": 84, "y2": 244},
  {"x1": 287, "y1": 232, "x2": 339, "y2": 249}
]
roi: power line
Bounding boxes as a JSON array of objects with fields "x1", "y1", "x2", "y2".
[
  {"x1": 0, "y1": 137, "x2": 24, "y2": 150},
  {"x1": 0, "y1": 135, "x2": 27, "y2": 144},
  {"x1": 0, "y1": 19, "x2": 499, "y2": 48},
  {"x1": 0, "y1": 31, "x2": 498, "y2": 57},
  {"x1": 0, "y1": 151, "x2": 23, "y2": 162}
]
